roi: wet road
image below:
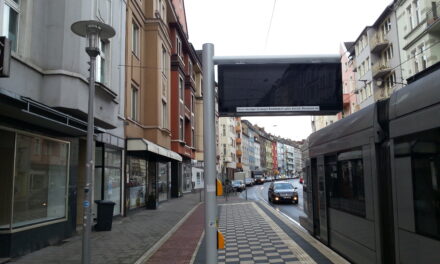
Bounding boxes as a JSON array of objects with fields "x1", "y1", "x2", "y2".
[{"x1": 239, "y1": 178, "x2": 306, "y2": 223}]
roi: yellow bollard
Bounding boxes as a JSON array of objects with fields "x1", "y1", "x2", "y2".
[
  {"x1": 216, "y1": 178, "x2": 223, "y2": 196},
  {"x1": 217, "y1": 230, "x2": 225, "y2": 249}
]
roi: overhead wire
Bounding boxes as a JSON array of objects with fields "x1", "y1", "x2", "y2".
[{"x1": 264, "y1": 0, "x2": 277, "y2": 51}]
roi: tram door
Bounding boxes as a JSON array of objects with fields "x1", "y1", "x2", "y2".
[
  {"x1": 311, "y1": 158, "x2": 320, "y2": 237},
  {"x1": 317, "y1": 156, "x2": 329, "y2": 245}
]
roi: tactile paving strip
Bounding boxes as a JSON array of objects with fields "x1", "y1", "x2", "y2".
[{"x1": 217, "y1": 202, "x2": 305, "y2": 264}]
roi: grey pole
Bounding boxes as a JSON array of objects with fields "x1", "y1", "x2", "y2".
[
  {"x1": 71, "y1": 20, "x2": 115, "y2": 264},
  {"x1": 202, "y1": 43, "x2": 217, "y2": 264},
  {"x1": 82, "y1": 53, "x2": 97, "y2": 264}
]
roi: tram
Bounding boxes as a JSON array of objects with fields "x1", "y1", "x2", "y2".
[{"x1": 300, "y1": 64, "x2": 440, "y2": 264}]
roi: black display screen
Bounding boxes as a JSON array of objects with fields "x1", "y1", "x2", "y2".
[{"x1": 218, "y1": 62, "x2": 342, "y2": 116}]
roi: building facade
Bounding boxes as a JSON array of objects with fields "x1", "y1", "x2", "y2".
[
  {"x1": 169, "y1": 5, "x2": 201, "y2": 195},
  {"x1": 0, "y1": 0, "x2": 126, "y2": 257},
  {"x1": 125, "y1": 0, "x2": 183, "y2": 211},
  {"x1": 219, "y1": 117, "x2": 237, "y2": 181},
  {"x1": 396, "y1": 0, "x2": 440, "y2": 81}
]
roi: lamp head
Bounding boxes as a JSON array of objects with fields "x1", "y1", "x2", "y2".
[
  {"x1": 375, "y1": 78, "x2": 383, "y2": 87},
  {"x1": 71, "y1": 20, "x2": 115, "y2": 57}
]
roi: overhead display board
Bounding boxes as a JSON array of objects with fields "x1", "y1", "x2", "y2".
[{"x1": 217, "y1": 55, "x2": 342, "y2": 116}]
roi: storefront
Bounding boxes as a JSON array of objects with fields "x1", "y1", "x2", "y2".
[
  {"x1": 94, "y1": 141, "x2": 124, "y2": 216},
  {"x1": 182, "y1": 160, "x2": 193, "y2": 193},
  {"x1": 126, "y1": 139, "x2": 181, "y2": 211}
]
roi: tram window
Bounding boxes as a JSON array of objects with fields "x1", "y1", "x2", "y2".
[
  {"x1": 326, "y1": 149, "x2": 366, "y2": 217},
  {"x1": 395, "y1": 128, "x2": 440, "y2": 240}
]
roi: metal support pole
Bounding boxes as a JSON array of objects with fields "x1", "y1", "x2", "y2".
[
  {"x1": 202, "y1": 43, "x2": 217, "y2": 264},
  {"x1": 82, "y1": 54, "x2": 97, "y2": 264}
]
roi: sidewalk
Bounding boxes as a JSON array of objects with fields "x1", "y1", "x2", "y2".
[{"x1": 8, "y1": 192, "x2": 203, "y2": 264}]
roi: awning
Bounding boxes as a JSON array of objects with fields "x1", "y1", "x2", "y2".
[{"x1": 127, "y1": 138, "x2": 182, "y2": 162}]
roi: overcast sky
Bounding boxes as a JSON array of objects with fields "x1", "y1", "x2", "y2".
[{"x1": 185, "y1": 0, "x2": 392, "y2": 140}]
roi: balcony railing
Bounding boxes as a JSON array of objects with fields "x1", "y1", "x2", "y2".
[
  {"x1": 236, "y1": 138, "x2": 242, "y2": 144},
  {"x1": 237, "y1": 162, "x2": 243, "y2": 168},
  {"x1": 427, "y1": 2, "x2": 440, "y2": 34},
  {"x1": 370, "y1": 33, "x2": 389, "y2": 54},
  {"x1": 236, "y1": 150, "x2": 242, "y2": 156},
  {"x1": 235, "y1": 125, "x2": 241, "y2": 132},
  {"x1": 372, "y1": 61, "x2": 392, "y2": 79}
]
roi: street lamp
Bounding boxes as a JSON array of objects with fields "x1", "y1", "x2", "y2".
[{"x1": 71, "y1": 20, "x2": 115, "y2": 264}]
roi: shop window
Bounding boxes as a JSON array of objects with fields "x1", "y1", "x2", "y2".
[
  {"x1": 128, "y1": 157, "x2": 147, "y2": 209},
  {"x1": 395, "y1": 128, "x2": 440, "y2": 240},
  {"x1": 94, "y1": 145, "x2": 122, "y2": 216},
  {"x1": 158, "y1": 162, "x2": 168, "y2": 202},
  {"x1": 326, "y1": 149, "x2": 366, "y2": 217},
  {"x1": 0, "y1": 130, "x2": 70, "y2": 229}
]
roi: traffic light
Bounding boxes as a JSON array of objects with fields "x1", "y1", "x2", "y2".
[{"x1": 0, "y1": 36, "x2": 11, "y2": 78}]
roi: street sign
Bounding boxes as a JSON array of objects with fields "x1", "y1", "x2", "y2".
[
  {"x1": 0, "y1": 36, "x2": 11, "y2": 77},
  {"x1": 217, "y1": 55, "x2": 342, "y2": 116}
]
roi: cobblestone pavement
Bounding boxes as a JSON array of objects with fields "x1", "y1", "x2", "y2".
[{"x1": 9, "y1": 192, "x2": 203, "y2": 264}]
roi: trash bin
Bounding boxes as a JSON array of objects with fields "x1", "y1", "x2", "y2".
[{"x1": 94, "y1": 200, "x2": 115, "y2": 231}]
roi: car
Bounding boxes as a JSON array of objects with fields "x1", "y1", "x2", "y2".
[
  {"x1": 231, "y1": 180, "x2": 246, "y2": 192},
  {"x1": 299, "y1": 177, "x2": 303, "y2": 184},
  {"x1": 268, "y1": 181, "x2": 299, "y2": 204},
  {"x1": 254, "y1": 175, "x2": 265, "y2": 185},
  {"x1": 265, "y1": 176, "x2": 273, "y2": 182},
  {"x1": 244, "y1": 178, "x2": 254, "y2": 186}
]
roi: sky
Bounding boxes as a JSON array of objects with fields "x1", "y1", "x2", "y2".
[{"x1": 185, "y1": 0, "x2": 392, "y2": 140}]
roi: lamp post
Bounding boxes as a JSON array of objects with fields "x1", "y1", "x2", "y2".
[{"x1": 71, "y1": 20, "x2": 115, "y2": 264}]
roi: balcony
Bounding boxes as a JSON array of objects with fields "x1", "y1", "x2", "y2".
[
  {"x1": 427, "y1": 2, "x2": 440, "y2": 34},
  {"x1": 237, "y1": 162, "x2": 243, "y2": 169},
  {"x1": 236, "y1": 150, "x2": 242, "y2": 156},
  {"x1": 235, "y1": 125, "x2": 241, "y2": 132},
  {"x1": 372, "y1": 61, "x2": 392, "y2": 79},
  {"x1": 236, "y1": 138, "x2": 242, "y2": 144},
  {"x1": 370, "y1": 34, "x2": 389, "y2": 54},
  {"x1": 343, "y1": 93, "x2": 350, "y2": 106}
]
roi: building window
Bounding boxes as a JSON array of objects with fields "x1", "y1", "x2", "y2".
[
  {"x1": 3, "y1": 0, "x2": 20, "y2": 52},
  {"x1": 222, "y1": 125, "x2": 226, "y2": 136},
  {"x1": 162, "y1": 100, "x2": 168, "y2": 129},
  {"x1": 395, "y1": 128, "x2": 440, "y2": 240},
  {"x1": 412, "y1": 49, "x2": 419, "y2": 74},
  {"x1": 132, "y1": 22, "x2": 139, "y2": 56},
  {"x1": 131, "y1": 85, "x2": 139, "y2": 121},
  {"x1": 192, "y1": 129, "x2": 195, "y2": 148},
  {"x1": 223, "y1": 144, "x2": 226, "y2": 156},
  {"x1": 192, "y1": 94, "x2": 195, "y2": 112},
  {"x1": 162, "y1": 46, "x2": 167, "y2": 76},
  {"x1": 419, "y1": 44, "x2": 427, "y2": 70},
  {"x1": 407, "y1": 5, "x2": 414, "y2": 30},
  {"x1": 179, "y1": 76, "x2": 184, "y2": 101},
  {"x1": 96, "y1": 40, "x2": 108, "y2": 84},
  {"x1": 0, "y1": 129, "x2": 70, "y2": 230},
  {"x1": 413, "y1": 0, "x2": 421, "y2": 25},
  {"x1": 326, "y1": 150, "x2": 366, "y2": 217},
  {"x1": 176, "y1": 36, "x2": 182, "y2": 58},
  {"x1": 179, "y1": 118, "x2": 184, "y2": 140}
]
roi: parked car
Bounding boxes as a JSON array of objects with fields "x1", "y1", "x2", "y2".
[
  {"x1": 244, "y1": 178, "x2": 254, "y2": 186},
  {"x1": 231, "y1": 180, "x2": 246, "y2": 192},
  {"x1": 265, "y1": 176, "x2": 273, "y2": 182},
  {"x1": 268, "y1": 182, "x2": 298, "y2": 204}
]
